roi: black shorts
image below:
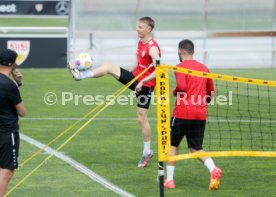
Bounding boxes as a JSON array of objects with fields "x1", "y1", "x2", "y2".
[
  {"x1": 118, "y1": 67, "x2": 152, "y2": 109},
  {"x1": 0, "y1": 132, "x2": 20, "y2": 170},
  {"x1": 170, "y1": 118, "x2": 206, "y2": 150}
]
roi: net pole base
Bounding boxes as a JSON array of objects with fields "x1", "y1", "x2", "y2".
[{"x1": 158, "y1": 161, "x2": 165, "y2": 197}]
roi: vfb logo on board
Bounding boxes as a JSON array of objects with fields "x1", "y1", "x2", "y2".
[{"x1": 7, "y1": 40, "x2": 30, "y2": 66}]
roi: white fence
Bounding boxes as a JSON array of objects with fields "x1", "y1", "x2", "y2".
[{"x1": 69, "y1": 0, "x2": 276, "y2": 68}]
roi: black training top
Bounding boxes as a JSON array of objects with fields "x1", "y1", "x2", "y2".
[{"x1": 0, "y1": 73, "x2": 22, "y2": 135}]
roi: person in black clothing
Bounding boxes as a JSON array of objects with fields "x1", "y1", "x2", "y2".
[{"x1": 0, "y1": 49, "x2": 25, "y2": 196}]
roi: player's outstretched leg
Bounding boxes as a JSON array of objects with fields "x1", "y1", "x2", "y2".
[
  {"x1": 68, "y1": 62, "x2": 121, "y2": 81},
  {"x1": 67, "y1": 62, "x2": 82, "y2": 81}
]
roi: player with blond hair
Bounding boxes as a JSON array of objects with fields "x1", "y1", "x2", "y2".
[{"x1": 68, "y1": 16, "x2": 161, "y2": 168}]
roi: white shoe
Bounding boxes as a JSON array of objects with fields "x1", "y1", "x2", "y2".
[{"x1": 67, "y1": 62, "x2": 81, "y2": 81}]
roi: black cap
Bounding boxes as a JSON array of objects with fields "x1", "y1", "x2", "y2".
[{"x1": 0, "y1": 49, "x2": 18, "y2": 67}]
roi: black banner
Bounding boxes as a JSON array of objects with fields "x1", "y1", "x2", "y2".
[
  {"x1": 0, "y1": 0, "x2": 70, "y2": 16},
  {"x1": 0, "y1": 37, "x2": 67, "y2": 68}
]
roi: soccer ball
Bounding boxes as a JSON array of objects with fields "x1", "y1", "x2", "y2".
[{"x1": 75, "y1": 53, "x2": 93, "y2": 71}]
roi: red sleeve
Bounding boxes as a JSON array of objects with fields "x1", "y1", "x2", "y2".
[
  {"x1": 206, "y1": 78, "x2": 214, "y2": 96},
  {"x1": 173, "y1": 70, "x2": 187, "y2": 96}
]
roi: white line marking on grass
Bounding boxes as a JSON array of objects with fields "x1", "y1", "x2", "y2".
[
  {"x1": 20, "y1": 133, "x2": 135, "y2": 197},
  {"x1": 21, "y1": 117, "x2": 139, "y2": 121},
  {"x1": 21, "y1": 117, "x2": 276, "y2": 123}
]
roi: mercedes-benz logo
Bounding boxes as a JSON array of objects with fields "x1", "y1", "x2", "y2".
[{"x1": 55, "y1": 1, "x2": 69, "y2": 15}]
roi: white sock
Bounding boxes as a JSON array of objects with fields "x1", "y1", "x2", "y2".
[
  {"x1": 143, "y1": 141, "x2": 151, "y2": 155},
  {"x1": 166, "y1": 165, "x2": 175, "y2": 181},
  {"x1": 204, "y1": 158, "x2": 215, "y2": 172},
  {"x1": 80, "y1": 69, "x2": 94, "y2": 79}
]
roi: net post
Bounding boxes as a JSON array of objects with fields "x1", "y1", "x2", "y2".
[
  {"x1": 68, "y1": 0, "x2": 76, "y2": 63},
  {"x1": 156, "y1": 60, "x2": 164, "y2": 197},
  {"x1": 158, "y1": 162, "x2": 165, "y2": 197},
  {"x1": 156, "y1": 60, "x2": 170, "y2": 197}
]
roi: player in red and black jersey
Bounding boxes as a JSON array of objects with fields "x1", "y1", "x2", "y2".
[
  {"x1": 68, "y1": 16, "x2": 161, "y2": 168},
  {"x1": 164, "y1": 40, "x2": 222, "y2": 190}
]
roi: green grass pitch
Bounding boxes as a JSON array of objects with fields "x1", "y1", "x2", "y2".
[
  {"x1": 7, "y1": 68, "x2": 276, "y2": 197},
  {"x1": 1, "y1": 14, "x2": 275, "y2": 197}
]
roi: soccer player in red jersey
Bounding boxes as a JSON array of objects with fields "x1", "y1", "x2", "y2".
[
  {"x1": 164, "y1": 40, "x2": 222, "y2": 190},
  {"x1": 68, "y1": 16, "x2": 161, "y2": 168}
]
